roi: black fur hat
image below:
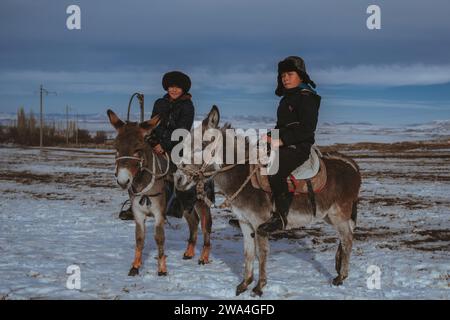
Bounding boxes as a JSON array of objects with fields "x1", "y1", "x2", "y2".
[
  {"x1": 162, "y1": 71, "x2": 191, "y2": 93},
  {"x1": 275, "y1": 56, "x2": 316, "y2": 96}
]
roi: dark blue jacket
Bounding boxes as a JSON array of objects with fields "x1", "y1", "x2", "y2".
[
  {"x1": 150, "y1": 94, "x2": 195, "y2": 152},
  {"x1": 275, "y1": 86, "x2": 321, "y2": 147}
]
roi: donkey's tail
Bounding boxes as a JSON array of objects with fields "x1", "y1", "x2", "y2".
[{"x1": 350, "y1": 200, "x2": 358, "y2": 232}]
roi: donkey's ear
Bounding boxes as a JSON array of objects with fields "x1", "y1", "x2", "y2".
[
  {"x1": 107, "y1": 109, "x2": 125, "y2": 130},
  {"x1": 202, "y1": 105, "x2": 220, "y2": 130},
  {"x1": 139, "y1": 114, "x2": 161, "y2": 134}
]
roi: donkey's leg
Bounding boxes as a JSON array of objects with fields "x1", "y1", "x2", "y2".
[
  {"x1": 324, "y1": 215, "x2": 344, "y2": 277},
  {"x1": 183, "y1": 209, "x2": 199, "y2": 260},
  {"x1": 252, "y1": 234, "x2": 269, "y2": 296},
  {"x1": 154, "y1": 213, "x2": 167, "y2": 276},
  {"x1": 197, "y1": 201, "x2": 212, "y2": 265},
  {"x1": 332, "y1": 220, "x2": 353, "y2": 286},
  {"x1": 129, "y1": 210, "x2": 146, "y2": 276},
  {"x1": 236, "y1": 220, "x2": 256, "y2": 296},
  {"x1": 335, "y1": 242, "x2": 343, "y2": 276}
]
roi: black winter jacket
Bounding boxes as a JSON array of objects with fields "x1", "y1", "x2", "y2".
[
  {"x1": 275, "y1": 86, "x2": 321, "y2": 147},
  {"x1": 150, "y1": 94, "x2": 195, "y2": 152}
]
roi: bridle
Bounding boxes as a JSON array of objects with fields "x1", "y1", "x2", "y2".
[
  {"x1": 115, "y1": 151, "x2": 170, "y2": 197},
  {"x1": 177, "y1": 153, "x2": 260, "y2": 209}
]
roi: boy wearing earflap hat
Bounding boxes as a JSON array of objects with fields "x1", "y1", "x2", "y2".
[{"x1": 257, "y1": 56, "x2": 321, "y2": 235}]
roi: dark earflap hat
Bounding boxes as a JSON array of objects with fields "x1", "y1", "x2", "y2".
[
  {"x1": 275, "y1": 56, "x2": 316, "y2": 96},
  {"x1": 162, "y1": 71, "x2": 191, "y2": 93}
]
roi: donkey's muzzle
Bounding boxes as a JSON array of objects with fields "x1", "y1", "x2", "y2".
[
  {"x1": 117, "y1": 178, "x2": 130, "y2": 189},
  {"x1": 116, "y1": 168, "x2": 132, "y2": 189}
]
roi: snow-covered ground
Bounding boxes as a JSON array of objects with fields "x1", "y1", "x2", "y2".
[{"x1": 0, "y1": 140, "x2": 449, "y2": 300}]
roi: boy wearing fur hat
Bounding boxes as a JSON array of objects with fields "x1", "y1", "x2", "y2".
[
  {"x1": 119, "y1": 71, "x2": 200, "y2": 220},
  {"x1": 149, "y1": 71, "x2": 194, "y2": 155},
  {"x1": 257, "y1": 56, "x2": 321, "y2": 235}
]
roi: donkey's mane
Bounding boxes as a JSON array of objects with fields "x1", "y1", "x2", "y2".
[
  {"x1": 218, "y1": 123, "x2": 262, "y2": 158},
  {"x1": 220, "y1": 122, "x2": 232, "y2": 132},
  {"x1": 219, "y1": 123, "x2": 259, "y2": 146}
]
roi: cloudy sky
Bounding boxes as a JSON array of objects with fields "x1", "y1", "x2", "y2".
[{"x1": 1, "y1": 0, "x2": 449, "y2": 124}]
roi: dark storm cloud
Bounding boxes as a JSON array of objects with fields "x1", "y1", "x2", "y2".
[
  {"x1": 1, "y1": 0, "x2": 449, "y2": 71},
  {"x1": 0, "y1": 0, "x2": 449, "y2": 121}
]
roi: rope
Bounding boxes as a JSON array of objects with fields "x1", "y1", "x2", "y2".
[
  {"x1": 186, "y1": 162, "x2": 260, "y2": 209},
  {"x1": 125, "y1": 151, "x2": 170, "y2": 197},
  {"x1": 127, "y1": 92, "x2": 144, "y2": 122},
  {"x1": 216, "y1": 164, "x2": 260, "y2": 209},
  {"x1": 142, "y1": 152, "x2": 170, "y2": 178},
  {"x1": 176, "y1": 139, "x2": 269, "y2": 208}
]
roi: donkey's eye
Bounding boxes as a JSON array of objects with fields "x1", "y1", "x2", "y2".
[{"x1": 133, "y1": 149, "x2": 143, "y2": 156}]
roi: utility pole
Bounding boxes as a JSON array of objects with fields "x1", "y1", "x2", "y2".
[
  {"x1": 40, "y1": 85, "x2": 43, "y2": 148},
  {"x1": 39, "y1": 84, "x2": 56, "y2": 149},
  {"x1": 75, "y1": 112, "x2": 78, "y2": 146},
  {"x1": 66, "y1": 105, "x2": 69, "y2": 145}
]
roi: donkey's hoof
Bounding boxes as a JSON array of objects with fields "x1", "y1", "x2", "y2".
[
  {"x1": 183, "y1": 254, "x2": 194, "y2": 260},
  {"x1": 198, "y1": 259, "x2": 210, "y2": 265},
  {"x1": 332, "y1": 276, "x2": 344, "y2": 286},
  {"x1": 128, "y1": 267, "x2": 139, "y2": 276},
  {"x1": 251, "y1": 286, "x2": 264, "y2": 297},
  {"x1": 236, "y1": 284, "x2": 248, "y2": 296},
  {"x1": 158, "y1": 271, "x2": 168, "y2": 276}
]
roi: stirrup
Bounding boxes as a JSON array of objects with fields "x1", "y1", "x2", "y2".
[
  {"x1": 274, "y1": 211, "x2": 287, "y2": 230},
  {"x1": 119, "y1": 199, "x2": 131, "y2": 212},
  {"x1": 119, "y1": 199, "x2": 134, "y2": 220},
  {"x1": 257, "y1": 211, "x2": 287, "y2": 235}
]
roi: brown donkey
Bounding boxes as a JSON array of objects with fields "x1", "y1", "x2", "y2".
[
  {"x1": 174, "y1": 106, "x2": 361, "y2": 296},
  {"x1": 107, "y1": 110, "x2": 213, "y2": 277}
]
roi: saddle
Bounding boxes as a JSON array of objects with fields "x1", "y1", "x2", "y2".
[{"x1": 250, "y1": 145, "x2": 327, "y2": 195}]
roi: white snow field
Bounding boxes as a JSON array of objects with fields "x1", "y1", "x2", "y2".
[{"x1": 0, "y1": 139, "x2": 449, "y2": 300}]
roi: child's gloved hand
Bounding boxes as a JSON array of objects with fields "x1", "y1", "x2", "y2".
[
  {"x1": 270, "y1": 139, "x2": 283, "y2": 148},
  {"x1": 153, "y1": 144, "x2": 165, "y2": 154},
  {"x1": 261, "y1": 134, "x2": 271, "y2": 144},
  {"x1": 146, "y1": 132, "x2": 160, "y2": 147}
]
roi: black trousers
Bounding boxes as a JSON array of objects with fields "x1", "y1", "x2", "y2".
[{"x1": 268, "y1": 144, "x2": 311, "y2": 197}]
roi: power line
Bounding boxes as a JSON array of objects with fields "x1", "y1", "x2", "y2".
[{"x1": 39, "y1": 84, "x2": 57, "y2": 149}]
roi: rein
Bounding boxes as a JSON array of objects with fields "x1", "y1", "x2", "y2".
[
  {"x1": 116, "y1": 151, "x2": 170, "y2": 197},
  {"x1": 178, "y1": 133, "x2": 270, "y2": 208},
  {"x1": 179, "y1": 160, "x2": 260, "y2": 209}
]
